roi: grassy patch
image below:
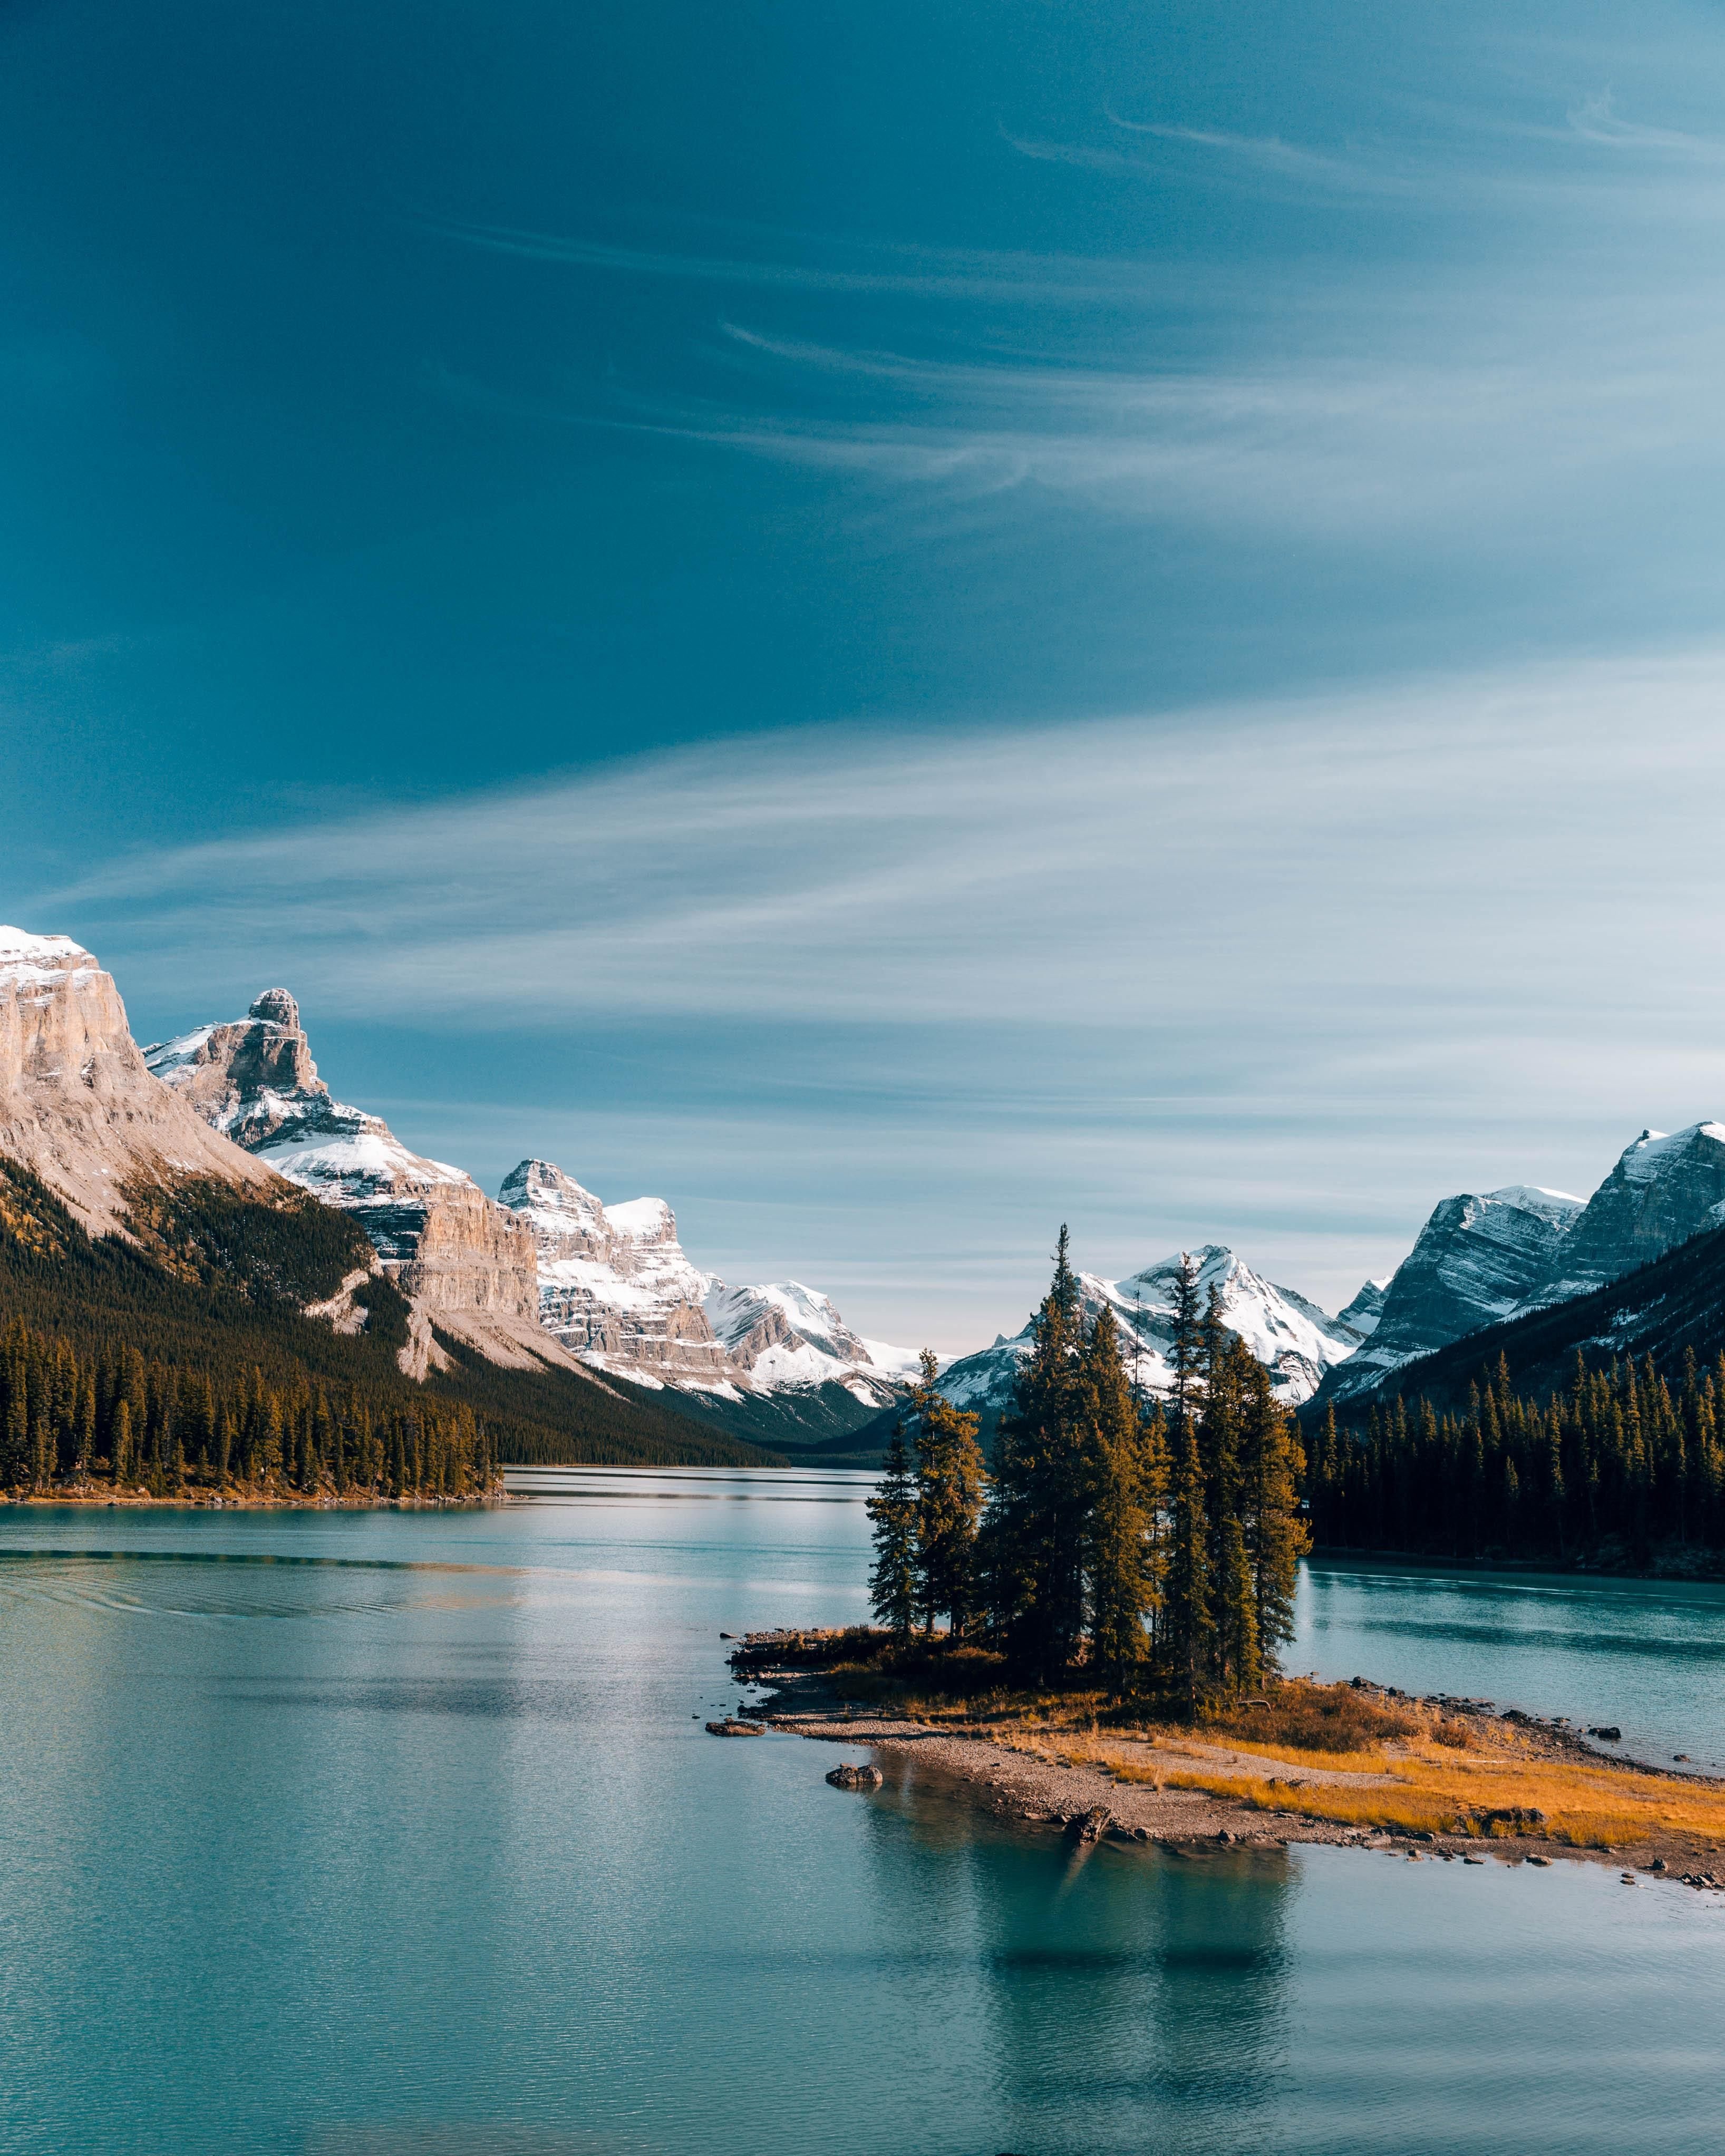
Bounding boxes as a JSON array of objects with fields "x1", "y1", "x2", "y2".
[{"x1": 1198, "y1": 1682, "x2": 1418, "y2": 1754}]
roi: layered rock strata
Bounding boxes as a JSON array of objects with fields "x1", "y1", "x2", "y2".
[
  {"x1": 0, "y1": 928, "x2": 280, "y2": 1232},
  {"x1": 498, "y1": 1158, "x2": 732, "y2": 1381},
  {"x1": 1319, "y1": 1130, "x2": 1725, "y2": 1404},
  {"x1": 1522, "y1": 1125, "x2": 1725, "y2": 1309},
  {"x1": 147, "y1": 993, "x2": 571, "y2": 1373},
  {"x1": 1322, "y1": 1186, "x2": 1582, "y2": 1403},
  {"x1": 497, "y1": 1157, "x2": 913, "y2": 1403}
]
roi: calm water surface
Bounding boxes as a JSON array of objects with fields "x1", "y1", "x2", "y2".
[{"x1": 3, "y1": 1471, "x2": 1723, "y2": 2156}]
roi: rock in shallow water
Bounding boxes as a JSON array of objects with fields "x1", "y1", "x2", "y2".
[{"x1": 826, "y1": 1762, "x2": 883, "y2": 1790}]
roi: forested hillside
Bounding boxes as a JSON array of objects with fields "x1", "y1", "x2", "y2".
[
  {"x1": 1309, "y1": 1349, "x2": 1725, "y2": 1569},
  {"x1": 1312, "y1": 1218, "x2": 1725, "y2": 1422},
  {"x1": 0, "y1": 1162, "x2": 780, "y2": 1493},
  {"x1": 1303, "y1": 1218, "x2": 1725, "y2": 1567}
]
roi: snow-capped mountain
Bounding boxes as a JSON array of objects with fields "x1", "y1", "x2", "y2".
[
  {"x1": 1335, "y1": 1277, "x2": 1390, "y2": 1341},
  {"x1": 1316, "y1": 1126, "x2": 1725, "y2": 1407},
  {"x1": 704, "y1": 1279, "x2": 922, "y2": 1400},
  {"x1": 936, "y1": 1243, "x2": 1369, "y2": 1421},
  {"x1": 1319, "y1": 1186, "x2": 1583, "y2": 1403},
  {"x1": 1, "y1": 928, "x2": 279, "y2": 1232},
  {"x1": 145, "y1": 992, "x2": 563, "y2": 1374},
  {"x1": 1519, "y1": 1124, "x2": 1725, "y2": 1310},
  {"x1": 496, "y1": 1158, "x2": 729, "y2": 1382},
  {"x1": 498, "y1": 1157, "x2": 914, "y2": 1407}
]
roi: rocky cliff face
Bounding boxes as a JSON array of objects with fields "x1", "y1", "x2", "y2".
[
  {"x1": 1521, "y1": 1125, "x2": 1725, "y2": 1308},
  {"x1": 1317, "y1": 1129, "x2": 1725, "y2": 1407},
  {"x1": 1334, "y1": 1277, "x2": 1389, "y2": 1341},
  {"x1": 937, "y1": 1243, "x2": 1365, "y2": 1421},
  {"x1": 498, "y1": 1158, "x2": 732, "y2": 1381},
  {"x1": 497, "y1": 1156, "x2": 914, "y2": 1403},
  {"x1": 1321, "y1": 1186, "x2": 1583, "y2": 1403},
  {"x1": 147, "y1": 993, "x2": 564, "y2": 1372},
  {"x1": 0, "y1": 928, "x2": 280, "y2": 1231},
  {"x1": 703, "y1": 1279, "x2": 918, "y2": 1404}
]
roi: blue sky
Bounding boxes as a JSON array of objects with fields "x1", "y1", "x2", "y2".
[{"x1": 11, "y1": 1, "x2": 1725, "y2": 1347}]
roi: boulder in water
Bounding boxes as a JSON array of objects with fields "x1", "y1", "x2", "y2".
[{"x1": 826, "y1": 1762, "x2": 883, "y2": 1790}]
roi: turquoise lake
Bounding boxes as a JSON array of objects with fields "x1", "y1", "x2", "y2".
[{"x1": 4, "y1": 1469, "x2": 1724, "y2": 2156}]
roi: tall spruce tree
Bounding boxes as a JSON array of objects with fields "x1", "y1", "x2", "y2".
[
  {"x1": 1080, "y1": 1304, "x2": 1163, "y2": 1694},
  {"x1": 908, "y1": 1348, "x2": 986, "y2": 1638},
  {"x1": 867, "y1": 1422, "x2": 918, "y2": 1640},
  {"x1": 1157, "y1": 1255, "x2": 1214, "y2": 1708},
  {"x1": 1237, "y1": 1349, "x2": 1306, "y2": 1675},
  {"x1": 984, "y1": 1227, "x2": 1089, "y2": 1682},
  {"x1": 1201, "y1": 1328, "x2": 1259, "y2": 1696}
]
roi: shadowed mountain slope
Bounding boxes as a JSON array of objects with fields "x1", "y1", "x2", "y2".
[
  {"x1": 1306, "y1": 1218, "x2": 1725, "y2": 1425},
  {"x1": 0, "y1": 1159, "x2": 781, "y2": 1470}
]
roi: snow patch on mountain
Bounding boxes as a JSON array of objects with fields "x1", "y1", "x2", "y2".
[
  {"x1": 1320, "y1": 1185, "x2": 1583, "y2": 1403},
  {"x1": 1518, "y1": 1124, "x2": 1725, "y2": 1312},
  {"x1": 1, "y1": 928, "x2": 281, "y2": 1234},
  {"x1": 149, "y1": 997, "x2": 479, "y2": 1259},
  {"x1": 938, "y1": 1244, "x2": 1365, "y2": 1419},
  {"x1": 497, "y1": 1157, "x2": 913, "y2": 1403},
  {"x1": 144, "y1": 993, "x2": 568, "y2": 1374},
  {"x1": 0, "y1": 928, "x2": 100, "y2": 993},
  {"x1": 1335, "y1": 1278, "x2": 1390, "y2": 1341}
]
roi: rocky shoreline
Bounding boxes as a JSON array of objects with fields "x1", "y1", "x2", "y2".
[{"x1": 724, "y1": 1635, "x2": 1725, "y2": 1891}]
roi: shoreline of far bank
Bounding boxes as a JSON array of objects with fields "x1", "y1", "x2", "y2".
[
  {"x1": 0, "y1": 1483, "x2": 508, "y2": 1511},
  {"x1": 1307, "y1": 1542, "x2": 1725, "y2": 1586},
  {"x1": 729, "y1": 1631, "x2": 1725, "y2": 1891}
]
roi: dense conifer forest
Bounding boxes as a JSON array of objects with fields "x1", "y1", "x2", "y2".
[
  {"x1": 1310, "y1": 1350, "x2": 1725, "y2": 1568},
  {"x1": 868, "y1": 1233, "x2": 1309, "y2": 1704},
  {"x1": 0, "y1": 1161, "x2": 779, "y2": 1495}
]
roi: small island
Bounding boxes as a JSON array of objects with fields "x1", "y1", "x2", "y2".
[
  {"x1": 727, "y1": 1245, "x2": 1725, "y2": 1891},
  {"x1": 728, "y1": 1627, "x2": 1725, "y2": 1887}
]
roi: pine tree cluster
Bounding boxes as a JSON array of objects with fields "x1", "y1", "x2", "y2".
[
  {"x1": 1311, "y1": 1349, "x2": 1725, "y2": 1565},
  {"x1": 868, "y1": 1231, "x2": 1309, "y2": 1706},
  {"x1": 0, "y1": 1315, "x2": 497, "y2": 1499},
  {"x1": 0, "y1": 1158, "x2": 780, "y2": 1482}
]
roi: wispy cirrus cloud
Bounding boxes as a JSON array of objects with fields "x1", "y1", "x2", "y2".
[
  {"x1": 409, "y1": 212, "x2": 1170, "y2": 306},
  {"x1": 49, "y1": 643, "x2": 1725, "y2": 1044},
  {"x1": 40, "y1": 644, "x2": 1725, "y2": 1324}
]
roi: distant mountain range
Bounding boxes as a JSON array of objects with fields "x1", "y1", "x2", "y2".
[
  {"x1": 143, "y1": 986, "x2": 914, "y2": 1446},
  {"x1": 0, "y1": 929, "x2": 777, "y2": 1470},
  {"x1": 1310, "y1": 1124, "x2": 1725, "y2": 1410},
  {"x1": 11, "y1": 921, "x2": 1725, "y2": 1463},
  {"x1": 929, "y1": 1246, "x2": 1374, "y2": 1439}
]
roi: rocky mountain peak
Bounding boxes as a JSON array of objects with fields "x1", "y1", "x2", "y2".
[
  {"x1": 1520, "y1": 1121, "x2": 1725, "y2": 1309},
  {"x1": 0, "y1": 926, "x2": 279, "y2": 1232},
  {"x1": 937, "y1": 1241, "x2": 1362, "y2": 1423},
  {"x1": 1317, "y1": 1183, "x2": 1582, "y2": 1403},
  {"x1": 1336, "y1": 1277, "x2": 1390, "y2": 1339},
  {"x1": 497, "y1": 1153, "x2": 912, "y2": 1402},
  {"x1": 248, "y1": 987, "x2": 301, "y2": 1030},
  {"x1": 145, "y1": 993, "x2": 324, "y2": 1141},
  {"x1": 151, "y1": 992, "x2": 558, "y2": 1370}
]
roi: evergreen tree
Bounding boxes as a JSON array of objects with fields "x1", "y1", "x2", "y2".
[
  {"x1": 1080, "y1": 1304, "x2": 1162, "y2": 1694},
  {"x1": 908, "y1": 1349, "x2": 986, "y2": 1638},
  {"x1": 1199, "y1": 1320, "x2": 1256, "y2": 1695},
  {"x1": 867, "y1": 1423, "x2": 918, "y2": 1639},
  {"x1": 1161, "y1": 1396, "x2": 1213, "y2": 1712},
  {"x1": 111, "y1": 1398, "x2": 134, "y2": 1484},
  {"x1": 985, "y1": 1227, "x2": 1089, "y2": 1682},
  {"x1": 1157, "y1": 1255, "x2": 1214, "y2": 1707},
  {"x1": 1237, "y1": 1349, "x2": 1306, "y2": 1675}
]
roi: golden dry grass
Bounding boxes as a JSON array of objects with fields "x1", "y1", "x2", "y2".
[
  {"x1": 983, "y1": 1682, "x2": 1725, "y2": 1850},
  {"x1": 1121, "y1": 1737, "x2": 1724, "y2": 1848}
]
